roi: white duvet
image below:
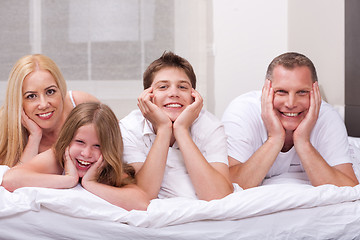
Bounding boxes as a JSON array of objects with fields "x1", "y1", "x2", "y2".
[
  {"x1": 1, "y1": 165, "x2": 360, "y2": 228},
  {"x1": 1, "y1": 137, "x2": 359, "y2": 229}
]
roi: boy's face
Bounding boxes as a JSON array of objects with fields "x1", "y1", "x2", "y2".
[
  {"x1": 271, "y1": 65, "x2": 313, "y2": 131},
  {"x1": 151, "y1": 67, "x2": 193, "y2": 122}
]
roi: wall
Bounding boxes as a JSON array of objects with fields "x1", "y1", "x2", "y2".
[
  {"x1": 213, "y1": 0, "x2": 288, "y2": 118},
  {"x1": 288, "y1": 0, "x2": 345, "y2": 118},
  {"x1": 0, "y1": 1, "x2": 345, "y2": 121},
  {"x1": 213, "y1": 0, "x2": 345, "y2": 119}
]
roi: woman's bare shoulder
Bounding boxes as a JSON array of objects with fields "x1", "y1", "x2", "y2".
[{"x1": 71, "y1": 91, "x2": 99, "y2": 105}]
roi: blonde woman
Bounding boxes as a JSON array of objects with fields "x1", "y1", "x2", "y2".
[
  {"x1": 2, "y1": 102, "x2": 150, "y2": 211},
  {"x1": 0, "y1": 54, "x2": 98, "y2": 167}
]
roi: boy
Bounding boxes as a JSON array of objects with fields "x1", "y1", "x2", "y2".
[{"x1": 120, "y1": 51, "x2": 233, "y2": 200}]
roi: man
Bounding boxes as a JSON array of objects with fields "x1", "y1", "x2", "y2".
[{"x1": 222, "y1": 52, "x2": 358, "y2": 189}]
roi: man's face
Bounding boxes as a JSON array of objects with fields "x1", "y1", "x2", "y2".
[{"x1": 272, "y1": 65, "x2": 314, "y2": 131}]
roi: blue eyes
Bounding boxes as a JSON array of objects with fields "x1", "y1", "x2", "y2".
[
  {"x1": 274, "y1": 90, "x2": 287, "y2": 96},
  {"x1": 275, "y1": 90, "x2": 309, "y2": 95},
  {"x1": 298, "y1": 90, "x2": 309, "y2": 95}
]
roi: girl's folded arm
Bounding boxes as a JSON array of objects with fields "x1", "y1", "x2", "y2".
[
  {"x1": 81, "y1": 181, "x2": 150, "y2": 211},
  {"x1": 2, "y1": 149, "x2": 77, "y2": 191}
]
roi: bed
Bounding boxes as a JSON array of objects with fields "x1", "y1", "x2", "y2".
[{"x1": 1, "y1": 137, "x2": 360, "y2": 240}]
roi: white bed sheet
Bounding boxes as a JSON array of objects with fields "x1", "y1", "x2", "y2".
[
  {"x1": 0, "y1": 137, "x2": 360, "y2": 239},
  {"x1": 0, "y1": 201, "x2": 360, "y2": 240}
]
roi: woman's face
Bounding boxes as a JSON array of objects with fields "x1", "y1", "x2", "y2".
[
  {"x1": 68, "y1": 123, "x2": 102, "y2": 178},
  {"x1": 22, "y1": 69, "x2": 64, "y2": 131}
]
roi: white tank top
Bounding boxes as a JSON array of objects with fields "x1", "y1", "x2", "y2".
[{"x1": 68, "y1": 90, "x2": 76, "y2": 108}]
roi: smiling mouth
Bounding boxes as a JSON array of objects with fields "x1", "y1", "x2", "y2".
[
  {"x1": 37, "y1": 111, "x2": 54, "y2": 119},
  {"x1": 76, "y1": 159, "x2": 92, "y2": 167},
  {"x1": 281, "y1": 112, "x2": 300, "y2": 117},
  {"x1": 165, "y1": 103, "x2": 182, "y2": 108}
]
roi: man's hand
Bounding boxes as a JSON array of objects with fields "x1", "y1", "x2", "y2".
[
  {"x1": 261, "y1": 80, "x2": 285, "y2": 142},
  {"x1": 293, "y1": 82, "x2": 321, "y2": 145}
]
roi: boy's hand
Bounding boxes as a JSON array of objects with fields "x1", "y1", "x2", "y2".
[
  {"x1": 137, "y1": 87, "x2": 172, "y2": 131},
  {"x1": 173, "y1": 89, "x2": 203, "y2": 131}
]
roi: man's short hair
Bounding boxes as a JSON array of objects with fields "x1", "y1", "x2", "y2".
[{"x1": 266, "y1": 52, "x2": 318, "y2": 82}]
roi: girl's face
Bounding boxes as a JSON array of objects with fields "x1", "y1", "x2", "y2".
[
  {"x1": 22, "y1": 69, "x2": 64, "y2": 131},
  {"x1": 68, "y1": 123, "x2": 101, "y2": 178},
  {"x1": 151, "y1": 67, "x2": 193, "y2": 122}
]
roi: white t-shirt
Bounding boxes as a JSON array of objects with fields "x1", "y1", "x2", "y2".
[
  {"x1": 120, "y1": 109, "x2": 229, "y2": 199},
  {"x1": 222, "y1": 90, "x2": 352, "y2": 179}
]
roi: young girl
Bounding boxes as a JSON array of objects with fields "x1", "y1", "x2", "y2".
[{"x1": 2, "y1": 102, "x2": 150, "y2": 211}]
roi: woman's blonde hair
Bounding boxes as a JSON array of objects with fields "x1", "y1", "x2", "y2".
[
  {"x1": 0, "y1": 54, "x2": 67, "y2": 167},
  {"x1": 54, "y1": 102, "x2": 135, "y2": 187}
]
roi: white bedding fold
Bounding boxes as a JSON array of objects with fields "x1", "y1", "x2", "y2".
[{"x1": 1, "y1": 168, "x2": 360, "y2": 228}]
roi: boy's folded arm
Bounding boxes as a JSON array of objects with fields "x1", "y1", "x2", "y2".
[{"x1": 175, "y1": 129, "x2": 233, "y2": 200}]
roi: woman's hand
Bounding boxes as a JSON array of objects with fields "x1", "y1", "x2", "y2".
[{"x1": 21, "y1": 110, "x2": 42, "y2": 139}]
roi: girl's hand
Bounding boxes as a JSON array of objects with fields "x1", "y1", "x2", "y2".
[
  {"x1": 64, "y1": 147, "x2": 79, "y2": 187},
  {"x1": 81, "y1": 155, "x2": 104, "y2": 186}
]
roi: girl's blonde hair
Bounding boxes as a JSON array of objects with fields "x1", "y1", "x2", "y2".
[
  {"x1": 0, "y1": 54, "x2": 67, "y2": 167},
  {"x1": 54, "y1": 102, "x2": 135, "y2": 187}
]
